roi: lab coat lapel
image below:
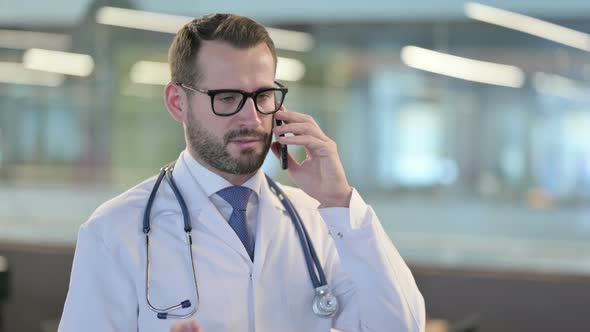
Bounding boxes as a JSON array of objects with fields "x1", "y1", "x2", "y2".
[
  {"x1": 171, "y1": 157, "x2": 253, "y2": 262},
  {"x1": 252, "y1": 175, "x2": 288, "y2": 277}
]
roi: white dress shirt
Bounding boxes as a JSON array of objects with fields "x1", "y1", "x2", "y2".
[{"x1": 182, "y1": 151, "x2": 262, "y2": 248}]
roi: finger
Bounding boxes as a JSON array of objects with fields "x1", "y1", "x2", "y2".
[
  {"x1": 277, "y1": 135, "x2": 327, "y2": 153},
  {"x1": 170, "y1": 320, "x2": 202, "y2": 332},
  {"x1": 273, "y1": 122, "x2": 328, "y2": 141},
  {"x1": 191, "y1": 321, "x2": 203, "y2": 332},
  {"x1": 273, "y1": 108, "x2": 318, "y2": 126},
  {"x1": 174, "y1": 321, "x2": 191, "y2": 332}
]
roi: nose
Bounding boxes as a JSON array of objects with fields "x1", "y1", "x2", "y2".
[{"x1": 235, "y1": 96, "x2": 262, "y2": 127}]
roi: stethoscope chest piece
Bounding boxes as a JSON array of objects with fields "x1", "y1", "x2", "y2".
[{"x1": 312, "y1": 285, "x2": 339, "y2": 318}]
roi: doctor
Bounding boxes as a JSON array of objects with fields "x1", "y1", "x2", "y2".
[{"x1": 58, "y1": 13, "x2": 425, "y2": 332}]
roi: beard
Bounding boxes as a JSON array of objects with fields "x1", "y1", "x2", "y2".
[{"x1": 185, "y1": 108, "x2": 271, "y2": 175}]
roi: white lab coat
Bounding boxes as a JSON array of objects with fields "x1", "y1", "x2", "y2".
[{"x1": 58, "y1": 154, "x2": 425, "y2": 332}]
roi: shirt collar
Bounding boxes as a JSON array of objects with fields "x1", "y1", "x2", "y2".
[{"x1": 181, "y1": 150, "x2": 263, "y2": 198}]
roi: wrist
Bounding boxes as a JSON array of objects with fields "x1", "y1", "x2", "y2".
[{"x1": 318, "y1": 187, "x2": 353, "y2": 208}]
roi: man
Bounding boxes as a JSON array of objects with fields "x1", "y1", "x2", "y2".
[{"x1": 58, "y1": 13, "x2": 425, "y2": 332}]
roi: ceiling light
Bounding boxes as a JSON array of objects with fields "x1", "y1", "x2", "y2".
[
  {"x1": 276, "y1": 57, "x2": 306, "y2": 82},
  {"x1": 401, "y1": 45, "x2": 525, "y2": 88},
  {"x1": 130, "y1": 61, "x2": 170, "y2": 85},
  {"x1": 23, "y1": 48, "x2": 94, "y2": 77},
  {"x1": 96, "y1": 6, "x2": 314, "y2": 52},
  {"x1": 465, "y1": 2, "x2": 590, "y2": 52}
]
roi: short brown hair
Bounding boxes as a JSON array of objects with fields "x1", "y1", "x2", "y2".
[{"x1": 168, "y1": 13, "x2": 277, "y2": 86}]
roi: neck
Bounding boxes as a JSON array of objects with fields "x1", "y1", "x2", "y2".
[{"x1": 188, "y1": 150, "x2": 256, "y2": 186}]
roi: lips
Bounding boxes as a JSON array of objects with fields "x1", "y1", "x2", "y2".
[{"x1": 229, "y1": 137, "x2": 261, "y2": 149}]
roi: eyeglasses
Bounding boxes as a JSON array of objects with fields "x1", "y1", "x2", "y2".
[{"x1": 176, "y1": 81, "x2": 288, "y2": 116}]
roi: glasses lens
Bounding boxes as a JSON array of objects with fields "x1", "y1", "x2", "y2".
[
  {"x1": 213, "y1": 92, "x2": 244, "y2": 115},
  {"x1": 256, "y1": 89, "x2": 284, "y2": 114}
]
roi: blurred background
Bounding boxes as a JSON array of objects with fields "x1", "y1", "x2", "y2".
[{"x1": 1, "y1": 0, "x2": 590, "y2": 331}]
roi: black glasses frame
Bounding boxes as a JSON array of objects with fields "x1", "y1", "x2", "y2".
[{"x1": 175, "y1": 81, "x2": 288, "y2": 116}]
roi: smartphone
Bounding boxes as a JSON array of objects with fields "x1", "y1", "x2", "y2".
[{"x1": 274, "y1": 118, "x2": 288, "y2": 169}]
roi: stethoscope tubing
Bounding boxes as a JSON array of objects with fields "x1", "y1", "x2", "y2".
[
  {"x1": 264, "y1": 174, "x2": 327, "y2": 288},
  {"x1": 143, "y1": 164, "x2": 199, "y2": 319},
  {"x1": 143, "y1": 163, "x2": 334, "y2": 319}
]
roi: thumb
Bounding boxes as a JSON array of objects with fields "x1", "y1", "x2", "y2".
[
  {"x1": 270, "y1": 142, "x2": 300, "y2": 170},
  {"x1": 270, "y1": 141, "x2": 281, "y2": 159}
]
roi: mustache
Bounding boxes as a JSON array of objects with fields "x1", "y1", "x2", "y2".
[{"x1": 224, "y1": 128, "x2": 269, "y2": 144}]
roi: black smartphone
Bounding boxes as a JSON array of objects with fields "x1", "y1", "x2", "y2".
[{"x1": 274, "y1": 118, "x2": 288, "y2": 169}]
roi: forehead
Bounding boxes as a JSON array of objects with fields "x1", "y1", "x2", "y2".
[{"x1": 196, "y1": 40, "x2": 276, "y2": 88}]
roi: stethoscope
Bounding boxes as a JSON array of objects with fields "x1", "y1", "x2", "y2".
[{"x1": 142, "y1": 162, "x2": 339, "y2": 320}]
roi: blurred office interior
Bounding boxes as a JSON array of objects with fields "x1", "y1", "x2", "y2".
[{"x1": 1, "y1": 0, "x2": 590, "y2": 331}]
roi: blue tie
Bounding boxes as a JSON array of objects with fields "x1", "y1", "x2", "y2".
[{"x1": 217, "y1": 186, "x2": 254, "y2": 260}]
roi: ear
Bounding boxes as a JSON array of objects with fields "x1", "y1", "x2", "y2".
[{"x1": 164, "y1": 82, "x2": 188, "y2": 123}]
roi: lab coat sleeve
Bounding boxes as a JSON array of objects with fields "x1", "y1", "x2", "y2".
[
  {"x1": 319, "y1": 189, "x2": 425, "y2": 332},
  {"x1": 58, "y1": 223, "x2": 138, "y2": 332}
]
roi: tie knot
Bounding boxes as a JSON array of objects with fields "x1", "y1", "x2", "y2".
[{"x1": 217, "y1": 186, "x2": 253, "y2": 211}]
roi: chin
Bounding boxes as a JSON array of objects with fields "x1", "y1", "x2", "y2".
[
  {"x1": 236, "y1": 149, "x2": 261, "y2": 161},
  {"x1": 230, "y1": 145, "x2": 259, "y2": 157}
]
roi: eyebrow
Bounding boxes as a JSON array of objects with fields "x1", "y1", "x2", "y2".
[{"x1": 208, "y1": 85, "x2": 279, "y2": 92}]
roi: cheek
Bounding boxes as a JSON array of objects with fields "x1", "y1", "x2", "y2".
[
  {"x1": 189, "y1": 96, "x2": 215, "y2": 118},
  {"x1": 191, "y1": 103, "x2": 222, "y2": 127},
  {"x1": 262, "y1": 116, "x2": 273, "y2": 131}
]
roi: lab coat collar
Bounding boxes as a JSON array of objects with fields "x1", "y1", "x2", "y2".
[
  {"x1": 180, "y1": 150, "x2": 263, "y2": 199},
  {"x1": 171, "y1": 150, "x2": 287, "y2": 264}
]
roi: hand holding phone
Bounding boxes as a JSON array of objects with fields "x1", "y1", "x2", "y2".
[{"x1": 274, "y1": 118, "x2": 288, "y2": 169}]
